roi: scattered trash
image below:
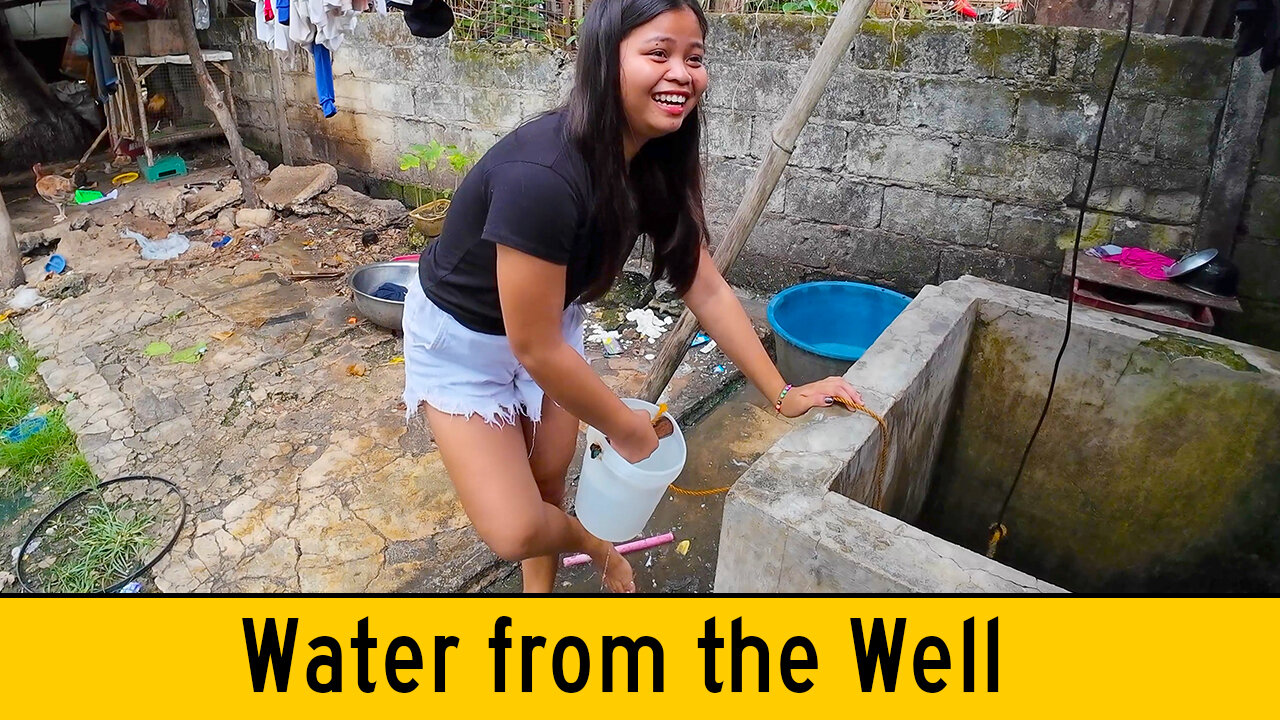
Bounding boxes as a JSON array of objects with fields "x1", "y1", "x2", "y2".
[
  {"x1": 0, "y1": 310, "x2": 12, "y2": 323},
  {"x1": 347, "y1": 363, "x2": 368, "y2": 377},
  {"x1": 712, "y1": 365, "x2": 725, "y2": 374},
  {"x1": 347, "y1": 317, "x2": 358, "y2": 325},
  {"x1": 44, "y1": 254, "x2": 67, "y2": 274},
  {"x1": 562, "y1": 532, "x2": 675, "y2": 567},
  {"x1": 8, "y1": 287, "x2": 45, "y2": 311},
  {"x1": 690, "y1": 332, "x2": 710, "y2": 348},
  {"x1": 601, "y1": 336, "x2": 624, "y2": 356},
  {"x1": 73, "y1": 188, "x2": 109, "y2": 205},
  {"x1": 700, "y1": 339, "x2": 718, "y2": 354},
  {"x1": 117, "y1": 580, "x2": 143, "y2": 594},
  {"x1": 124, "y1": 230, "x2": 190, "y2": 261},
  {"x1": 626, "y1": 308, "x2": 674, "y2": 342},
  {"x1": 170, "y1": 343, "x2": 207, "y2": 364},
  {"x1": 211, "y1": 235, "x2": 232, "y2": 249},
  {"x1": 676, "y1": 539, "x2": 691, "y2": 556},
  {"x1": 211, "y1": 331, "x2": 235, "y2": 341},
  {"x1": 144, "y1": 341, "x2": 172, "y2": 357},
  {"x1": 389, "y1": 356, "x2": 404, "y2": 364},
  {"x1": 111, "y1": 171, "x2": 139, "y2": 186},
  {"x1": 3, "y1": 415, "x2": 47, "y2": 443},
  {"x1": 6, "y1": 356, "x2": 18, "y2": 371},
  {"x1": 644, "y1": 354, "x2": 655, "y2": 360}
]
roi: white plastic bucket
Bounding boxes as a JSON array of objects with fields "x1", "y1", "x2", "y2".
[{"x1": 576, "y1": 398, "x2": 687, "y2": 542}]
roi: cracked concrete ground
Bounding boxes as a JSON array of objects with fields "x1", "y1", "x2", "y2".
[{"x1": 4, "y1": 171, "x2": 747, "y2": 593}]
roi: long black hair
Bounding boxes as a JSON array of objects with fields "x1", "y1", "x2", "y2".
[{"x1": 564, "y1": 0, "x2": 710, "y2": 302}]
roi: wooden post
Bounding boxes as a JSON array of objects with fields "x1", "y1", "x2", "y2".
[
  {"x1": 0, "y1": 191, "x2": 25, "y2": 290},
  {"x1": 268, "y1": 50, "x2": 294, "y2": 165},
  {"x1": 639, "y1": 0, "x2": 875, "y2": 403},
  {"x1": 174, "y1": 0, "x2": 261, "y2": 207}
]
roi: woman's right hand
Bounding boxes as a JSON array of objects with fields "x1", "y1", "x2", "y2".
[{"x1": 608, "y1": 408, "x2": 660, "y2": 464}]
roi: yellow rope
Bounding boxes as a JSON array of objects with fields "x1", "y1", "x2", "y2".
[{"x1": 667, "y1": 397, "x2": 891, "y2": 509}]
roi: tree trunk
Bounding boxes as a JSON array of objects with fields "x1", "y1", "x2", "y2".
[
  {"x1": 0, "y1": 192, "x2": 26, "y2": 290},
  {"x1": 0, "y1": 12, "x2": 93, "y2": 173},
  {"x1": 174, "y1": 0, "x2": 262, "y2": 208}
]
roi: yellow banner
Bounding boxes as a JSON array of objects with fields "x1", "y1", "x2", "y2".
[{"x1": 3, "y1": 598, "x2": 1274, "y2": 714}]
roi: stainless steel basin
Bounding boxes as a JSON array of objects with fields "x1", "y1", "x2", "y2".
[{"x1": 348, "y1": 261, "x2": 418, "y2": 331}]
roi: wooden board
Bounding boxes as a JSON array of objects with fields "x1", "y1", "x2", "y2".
[{"x1": 1062, "y1": 251, "x2": 1242, "y2": 313}]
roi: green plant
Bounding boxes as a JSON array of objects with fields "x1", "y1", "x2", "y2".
[
  {"x1": 456, "y1": 0, "x2": 549, "y2": 42},
  {"x1": 43, "y1": 497, "x2": 158, "y2": 593},
  {"x1": 779, "y1": 0, "x2": 839, "y2": 14},
  {"x1": 0, "y1": 328, "x2": 97, "y2": 500},
  {"x1": 398, "y1": 140, "x2": 478, "y2": 206}
]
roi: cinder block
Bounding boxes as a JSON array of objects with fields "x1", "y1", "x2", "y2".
[
  {"x1": 854, "y1": 20, "x2": 972, "y2": 75},
  {"x1": 847, "y1": 132, "x2": 953, "y2": 185},
  {"x1": 956, "y1": 140, "x2": 1078, "y2": 205},
  {"x1": 785, "y1": 175, "x2": 883, "y2": 227},
  {"x1": 900, "y1": 78, "x2": 1015, "y2": 138},
  {"x1": 882, "y1": 187, "x2": 991, "y2": 247}
]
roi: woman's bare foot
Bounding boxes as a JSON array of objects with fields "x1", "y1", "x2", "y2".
[{"x1": 589, "y1": 539, "x2": 636, "y2": 593}]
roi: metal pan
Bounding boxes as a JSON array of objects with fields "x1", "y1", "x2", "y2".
[{"x1": 1164, "y1": 248, "x2": 1218, "y2": 279}]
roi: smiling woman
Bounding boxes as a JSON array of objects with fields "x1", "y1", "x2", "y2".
[{"x1": 400, "y1": 0, "x2": 862, "y2": 595}]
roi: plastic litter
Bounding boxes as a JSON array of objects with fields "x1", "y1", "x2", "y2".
[
  {"x1": 675, "y1": 539, "x2": 691, "y2": 556},
  {"x1": 212, "y1": 235, "x2": 232, "y2": 249},
  {"x1": 124, "y1": 230, "x2": 190, "y2": 261},
  {"x1": 170, "y1": 343, "x2": 207, "y2": 364},
  {"x1": 712, "y1": 365, "x2": 725, "y2": 373},
  {"x1": 44, "y1": 255, "x2": 67, "y2": 274},
  {"x1": 144, "y1": 341, "x2": 172, "y2": 357},
  {"x1": 690, "y1": 331, "x2": 711, "y2": 348},
  {"x1": 8, "y1": 287, "x2": 45, "y2": 311},
  {"x1": 6, "y1": 356, "x2": 18, "y2": 372},
  {"x1": 118, "y1": 580, "x2": 143, "y2": 594},
  {"x1": 3, "y1": 415, "x2": 47, "y2": 443},
  {"x1": 700, "y1": 339, "x2": 718, "y2": 354}
]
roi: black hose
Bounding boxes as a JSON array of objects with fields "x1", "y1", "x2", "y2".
[
  {"x1": 989, "y1": 0, "x2": 1138, "y2": 545},
  {"x1": 16, "y1": 475, "x2": 188, "y2": 594}
]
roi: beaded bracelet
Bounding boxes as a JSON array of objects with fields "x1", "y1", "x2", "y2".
[{"x1": 774, "y1": 384, "x2": 793, "y2": 413}]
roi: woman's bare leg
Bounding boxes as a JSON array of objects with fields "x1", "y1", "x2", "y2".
[
  {"x1": 517, "y1": 397, "x2": 582, "y2": 593},
  {"x1": 424, "y1": 403, "x2": 635, "y2": 593}
]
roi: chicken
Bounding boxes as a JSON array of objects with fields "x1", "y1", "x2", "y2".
[
  {"x1": 145, "y1": 91, "x2": 183, "y2": 133},
  {"x1": 33, "y1": 164, "x2": 75, "y2": 223}
]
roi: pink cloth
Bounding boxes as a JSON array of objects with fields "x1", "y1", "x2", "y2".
[{"x1": 1102, "y1": 247, "x2": 1176, "y2": 280}]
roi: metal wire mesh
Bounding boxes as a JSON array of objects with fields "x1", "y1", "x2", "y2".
[
  {"x1": 139, "y1": 64, "x2": 218, "y2": 142},
  {"x1": 451, "y1": 0, "x2": 580, "y2": 44},
  {"x1": 445, "y1": 0, "x2": 1027, "y2": 48}
]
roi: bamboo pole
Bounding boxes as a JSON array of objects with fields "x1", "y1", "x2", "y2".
[{"x1": 639, "y1": 0, "x2": 875, "y2": 403}]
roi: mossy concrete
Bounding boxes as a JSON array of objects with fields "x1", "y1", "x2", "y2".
[{"x1": 924, "y1": 292, "x2": 1280, "y2": 593}]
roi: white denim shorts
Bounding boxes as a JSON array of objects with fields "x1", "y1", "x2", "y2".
[{"x1": 402, "y1": 279, "x2": 586, "y2": 427}]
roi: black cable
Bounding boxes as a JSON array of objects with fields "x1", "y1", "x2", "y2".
[
  {"x1": 17, "y1": 476, "x2": 188, "y2": 594},
  {"x1": 988, "y1": 0, "x2": 1137, "y2": 548}
]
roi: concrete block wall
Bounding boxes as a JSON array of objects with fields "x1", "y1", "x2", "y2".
[
  {"x1": 703, "y1": 17, "x2": 1233, "y2": 296},
  {"x1": 1224, "y1": 72, "x2": 1280, "y2": 350},
  {"x1": 205, "y1": 15, "x2": 1276, "y2": 348}
]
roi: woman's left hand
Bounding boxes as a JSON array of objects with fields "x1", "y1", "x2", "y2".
[{"x1": 778, "y1": 376, "x2": 864, "y2": 418}]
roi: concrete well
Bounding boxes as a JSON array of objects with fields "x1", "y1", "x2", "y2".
[{"x1": 715, "y1": 276, "x2": 1280, "y2": 593}]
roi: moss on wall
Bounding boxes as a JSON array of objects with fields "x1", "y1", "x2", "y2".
[{"x1": 922, "y1": 314, "x2": 1280, "y2": 592}]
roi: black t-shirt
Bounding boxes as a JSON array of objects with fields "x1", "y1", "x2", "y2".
[{"x1": 417, "y1": 112, "x2": 603, "y2": 336}]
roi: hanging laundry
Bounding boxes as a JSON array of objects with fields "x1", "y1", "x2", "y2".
[
  {"x1": 311, "y1": 42, "x2": 336, "y2": 118},
  {"x1": 387, "y1": 0, "x2": 454, "y2": 38},
  {"x1": 1236, "y1": 0, "x2": 1279, "y2": 71},
  {"x1": 69, "y1": 0, "x2": 117, "y2": 103}
]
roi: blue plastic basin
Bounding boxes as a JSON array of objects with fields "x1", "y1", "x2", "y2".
[{"x1": 767, "y1": 281, "x2": 911, "y2": 386}]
